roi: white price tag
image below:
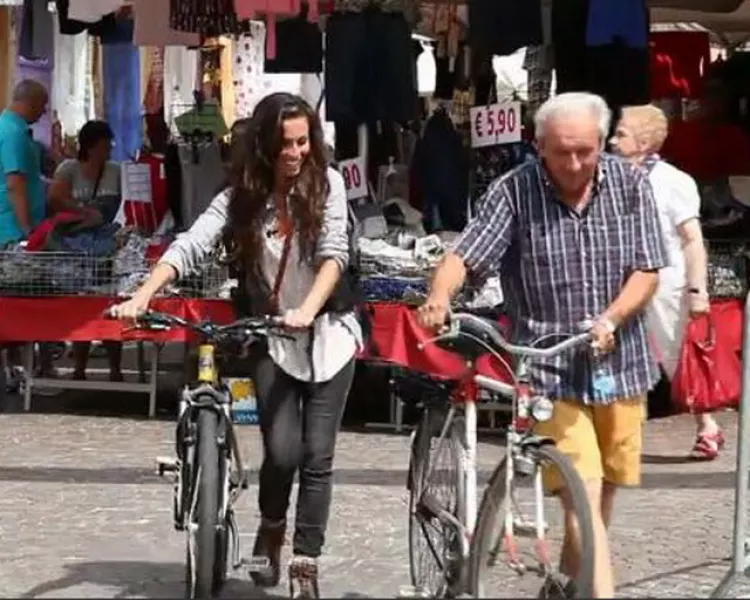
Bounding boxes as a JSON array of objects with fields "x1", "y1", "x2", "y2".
[
  {"x1": 120, "y1": 162, "x2": 152, "y2": 204},
  {"x1": 469, "y1": 101, "x2": 522, "y2": 148},
  {"x1": 339, "y1": 157, "x2": 368, "y2": 200}
]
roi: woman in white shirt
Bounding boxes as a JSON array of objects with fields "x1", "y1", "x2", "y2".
[
  {"x1": 611, "y1": 104, "x2": 724, "y2": 460},
  {"x1": 111, "y1": 93, "x2": 361, "y2": 598}
]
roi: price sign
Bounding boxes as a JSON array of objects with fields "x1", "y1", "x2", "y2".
[
  {"x1": 469, "y1": 101, "x2": 522, "y2": 148},
  {"x1": 339, "y1": 156, "x2": 368, "y2": 200}
]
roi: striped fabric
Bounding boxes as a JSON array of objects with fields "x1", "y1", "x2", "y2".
[{"x1": 454, "y1": 153, "x2": 668, "y2": 405}]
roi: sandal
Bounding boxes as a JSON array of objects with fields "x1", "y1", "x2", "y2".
[{"x1": 691, "y1": 430, "x2": 725, "y2": 461}]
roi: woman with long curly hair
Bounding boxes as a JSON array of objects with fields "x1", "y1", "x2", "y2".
[{"x1": 110, "y1": 92, "x2": 361, "y2": 598}]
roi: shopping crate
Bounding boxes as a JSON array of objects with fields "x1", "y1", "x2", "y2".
[{"x1": 0, "y1": 248, "x2": 235, "y2": 299}]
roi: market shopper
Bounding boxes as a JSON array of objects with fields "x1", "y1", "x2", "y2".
[
  {"x1": 48, "y1": 119, "x2": 124, "y2": 382},
  {"x1": 611, "y1": 104, "x2": 723, "y2": 460},
  {"x1": 0, "y1": 80, "x2": 53, "y2": 384},
  {"x1": 110, "y1": 92, "x2": 359, "y2": 599},
  {"x1": 418, "y1": 92, "x2": 667, "y2": 599}
]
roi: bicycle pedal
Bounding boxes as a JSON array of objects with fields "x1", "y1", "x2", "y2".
[
  {"x1": 397, "y1": 585, "x2": 430, "y2": 598},
  {"x1": 513, "y1": 517, "x2": 548, "y2": 534},
  {"x1": 240, "y1": 556, "x2": 271, "y2": 573},
  {"x1": 156, "y1": 456, "x2": 179, "y2": 475}
]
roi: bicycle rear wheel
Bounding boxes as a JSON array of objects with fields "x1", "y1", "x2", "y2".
[
  {"x1": 408, "y1": 408, "x2": 466, "y2": 597},
  {"x1": 468, "y1": 443, "x2": 594, "y2": 599},
  {"x1": 187, "y1": 409, "x2": 221, "y2": 599}
]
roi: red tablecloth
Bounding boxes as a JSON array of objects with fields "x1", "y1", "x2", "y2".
[
  {"x1": 0, "y1": 297, "x2": 743, "y2": 385},
  {"x1": 0, "y1": 296, "x2": 235, "y2": 343}
]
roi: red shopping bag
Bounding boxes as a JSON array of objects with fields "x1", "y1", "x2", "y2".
[{"x1": 671, "y1": 315, "x2": 742, "y2": 414}]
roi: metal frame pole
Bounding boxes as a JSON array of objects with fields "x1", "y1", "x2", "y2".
[
  {"x1": 714, "y1": 291, "x2": 750, "y2": 597},
  {"x1": 733, "y1": 291, "x2": 750, "y2": 572}
]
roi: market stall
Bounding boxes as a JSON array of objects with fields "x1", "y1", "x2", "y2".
[{"x1": 1, "y1": 0, "x2": 748, "y2": 425}]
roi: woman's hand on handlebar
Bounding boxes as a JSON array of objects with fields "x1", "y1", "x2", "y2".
[
  {"x1": 417, "y1": 293, "x2": 451, "y2": 331},
  {"x1": 109, "y1": 292, "x2": 152, "y2": 322},
  {"x1": 280, "y1": 307, "x2": 316, "y2": 330}
]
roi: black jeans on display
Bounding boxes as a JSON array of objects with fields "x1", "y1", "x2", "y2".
[{"x1": 250, "y1": 351, "x2": 355, "y2": 558}]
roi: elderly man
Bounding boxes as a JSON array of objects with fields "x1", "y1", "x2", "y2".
[
  {"x1": 611, "y1": 104, "x2": 722, "y2": 460},
  {"x1": 418, "y1": 92, "x2": 667, "y2": 598}
]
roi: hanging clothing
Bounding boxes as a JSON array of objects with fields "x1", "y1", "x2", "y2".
[
  {"x1": 102, "y1": 43, "x2": 142, "y2": 161},
  {"x1": 552, "y1": 0, "x2": 648, "y2": 118},
  {"x1": 67, "y1": 0, "x2": 122, "y2": 22},
  {"x1": 132, "y1": 0, "x2": 200, "y2": 47},
  {"x1": 586, "y1": 0, "x2": 648, "y2": 48},
  {"x1": 169, "y1": 0, "x2": 243, "y2": 38},
  {"x1": 0, "y1": 7, "x2": 13, "y2": 107},
  {"x1": 177, "y1": 140, "x2": 225, "y2": 229},
  {"x1": 51, "y1": 13, "x2": 90, "y2": 136},
  {"x1": 324, "y1": 9, "x2": 416, "y2": 124},
  {"x1": 263, "y1": 5, "x2": 322, "y2": 74},
  {"x1": 163, "y1": 46, "x2": 200, "y2": 134},
  {"x1": 231, "y1": 21, "x2": 266, "y2": 119},
  {"x1": 18, "y1": 0, "x2": 54, "y2": 60},
  {"x1": 469, "y1": 0, "x2": 542, "y2": 59},
  {"x1": 55, "y1": 0, "x2": 119, "y2": 36},
  {"x1": 409, "y1": 110, "x2": 468, "y2": 233}
]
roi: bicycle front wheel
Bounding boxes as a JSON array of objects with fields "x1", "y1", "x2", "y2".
[
  {"x1": 468, "y1": 443, "x2": 594, "y2": 599},
  {"x1": 187, "y1": 409, "x2": 221, "y2": 599}
]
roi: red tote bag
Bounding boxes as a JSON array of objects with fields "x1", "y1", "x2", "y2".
[{"x1": 671, "y1": 315, "x2": 742, "y2": 414}]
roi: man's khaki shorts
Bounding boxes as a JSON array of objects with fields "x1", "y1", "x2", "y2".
[{"x1": 533, "y1": 397, "x2": 646, "y2": 493}]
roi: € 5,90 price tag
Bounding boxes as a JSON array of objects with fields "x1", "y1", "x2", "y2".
[
  {"x1": 339, "y1": 156, "x2": 368, "y2": 200},
  {"x1": 469, "y1": 101, "x2": 522, "y2": 149}
]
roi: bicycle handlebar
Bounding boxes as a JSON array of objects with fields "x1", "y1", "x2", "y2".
[
  {"x1": 447, "y1": 312, "x2": 593, "y2": 359},
  {"x1": 111, "y1": 309, "x2": 291, "y2": 342}
]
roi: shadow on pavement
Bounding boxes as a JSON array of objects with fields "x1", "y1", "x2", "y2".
[
  {"x1": 0, "y1": 463, "x2": 737, "y2": 489},
  {"x1": 19, "y1": 560, "x2": 286, "y2": 599},
  {"x1": 617, "y1": 558, "x2": 729, "y2": 591},
  {"x1": 641, "y1": 453, "x2": 696, "y2": 465},
  {"x1": 0, "y1": 465, "x2": 492, "y2": 487}
]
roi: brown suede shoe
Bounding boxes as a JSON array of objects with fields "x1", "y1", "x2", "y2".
[{"x1": 249, "y1": 521, "x2": 285, "y2": 587}]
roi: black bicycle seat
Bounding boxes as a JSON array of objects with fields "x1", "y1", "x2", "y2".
[{"x1": 391, "y1": 368, "x2": 458, "y2": 405}]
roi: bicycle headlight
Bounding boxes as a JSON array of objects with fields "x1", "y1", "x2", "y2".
[{"x1": 530, "y1": 397, "x2": 554, "y2": 422}]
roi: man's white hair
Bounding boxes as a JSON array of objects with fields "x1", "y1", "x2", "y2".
[{"x1": 534, "y1": 92, "x2": 612, "y2": 148}]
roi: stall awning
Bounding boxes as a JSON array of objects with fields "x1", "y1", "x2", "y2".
[{"x1": 652, "y1": 1, "x2": 750, "y2": 32}]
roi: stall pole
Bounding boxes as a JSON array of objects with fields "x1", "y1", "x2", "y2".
[{"x1": 713, "y1": 291, "x2": 750, "y2": 598}]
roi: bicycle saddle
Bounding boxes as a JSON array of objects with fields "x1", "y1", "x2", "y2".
[{"x1": 436, "y1": 312, "x2": 509, "y2": 362}]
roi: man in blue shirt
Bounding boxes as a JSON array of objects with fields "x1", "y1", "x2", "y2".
[{"x1": 0, "y1": 79, "x2": 49, "y2": 247}]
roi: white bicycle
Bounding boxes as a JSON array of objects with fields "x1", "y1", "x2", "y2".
[{"x1": 404, "y1": 312, "x2": 595, "y2": 599}]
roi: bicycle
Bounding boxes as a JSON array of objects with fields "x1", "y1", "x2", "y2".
[
  {"x1": 405, "y1": 311, "x2": 595, "y2": 599},
  {"x1": 126, "y1": 309, "x2": 287, "y2": 599}
]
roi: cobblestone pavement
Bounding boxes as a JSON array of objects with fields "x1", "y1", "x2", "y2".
[{"x1": 0, "y1": 394, "x2": 748, "y2": 598}]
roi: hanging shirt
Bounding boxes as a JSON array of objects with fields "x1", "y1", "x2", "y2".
[
  {"x1": 132, "y1": 0, "x2": 200, "y2": 47},
  {"x1": 67, "y1": 0, "x2": 122, "y2": 22},
  {"x1": 586, "y1": 0, "x2": 648, "y2": 48}
]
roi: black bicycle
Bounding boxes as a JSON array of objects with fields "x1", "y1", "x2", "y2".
[{"x1": 131, "y1": 310, "x2": 286, "y2": 599}]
